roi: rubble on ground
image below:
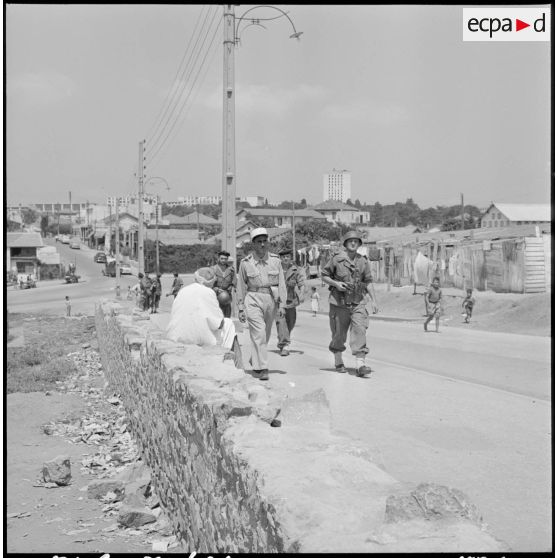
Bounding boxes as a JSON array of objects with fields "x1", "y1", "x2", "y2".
[{"x1": 37, "y1": 342, "x2": 181, "y2": 550}]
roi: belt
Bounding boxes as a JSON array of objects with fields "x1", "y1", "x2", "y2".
[{"x1": 247, "y1": 286, "x2": 272, "y2": 294}]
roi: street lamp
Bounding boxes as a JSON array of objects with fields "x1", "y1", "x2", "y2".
[
  {"x1": 222, "y1": 5, "x2": 302, "y2": 268},
  {"x1": 144, "y1": 176, "x2": 170, "y2": 275}
]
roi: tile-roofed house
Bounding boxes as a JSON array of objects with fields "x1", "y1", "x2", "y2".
[
  {"x1": 164, "y1": 212, "x2": 219, "y2": 227},
  {"x1": 6, "y1": 232, "x2": 45, "y2": 278},
  {"x1": 235, "y1": 207, "x2": 327, "y2": 228},
  {"x1": 481, "y1": 203, "x2": 550, "y2": 228},
  {"x1": 310, "y1": 200, "x2": 370, "y2": 225}
]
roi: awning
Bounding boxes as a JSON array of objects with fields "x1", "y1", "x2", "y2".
[{"x1": 94, "y1": 232, "x2": 106, "y2": 239}]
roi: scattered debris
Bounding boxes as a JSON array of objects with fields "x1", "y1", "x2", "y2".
[{"x1": 7, "y1": 511, "x2": 32, "y2": 519}]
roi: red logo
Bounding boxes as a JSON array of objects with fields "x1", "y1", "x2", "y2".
[{"x1": 516, "y1": 19, "x2": 530, "y2": 32}]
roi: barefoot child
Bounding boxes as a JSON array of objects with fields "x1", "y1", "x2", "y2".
[
  {"x1": 310, "y1": 286, "x2": 320, "y2": 317},
  {"x1": 424, "y1": 277, "x2": 442, "y2": 332},
  {"x1": 462, "y1": 288, "x2": 475, "y2": 323}
]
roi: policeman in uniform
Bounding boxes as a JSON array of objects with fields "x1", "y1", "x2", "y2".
[
  {"x1": 237, "y1": 228, "x2": 287, "y2": 381},
  {"x1": 275, "y1": 247, "x2": 306, "y2": 356},
  {"x1": 212, "y1": 250, "x2": 237, "y2": 318},
  {"x1": 321, "y1": 230, "x2": 379, "y2": 377}
]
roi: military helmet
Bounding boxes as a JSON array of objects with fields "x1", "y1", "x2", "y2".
[
  {"x1": 342, "y1": 230, "x2": 363, "y2": 247},
  {"x1": 217, "y1": 290, "x2": 232, "y2": 305}
]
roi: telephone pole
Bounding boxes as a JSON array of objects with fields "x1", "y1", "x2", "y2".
[
  {"x1": 292, "y1": 200, "x2": 296, "y2": 260},
  {"x1": 222, "y1": 4, "x2": 236, "y2": 267},
  {"x1": 115, "y1": 198, "x2": 121, "y2": 297},
  {"x1": 138, "y1": 140, "x2": 146, "y2": 274},
  {"x1": 461, "y1": 193, "x2": 465, "y2": 230}
]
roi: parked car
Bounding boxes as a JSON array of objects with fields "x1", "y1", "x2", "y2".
[
  {"x1": 94, "y1": 252, "x2": 107, "y2": 263},
  {"x1": 119, "y1": 263, "x2": 132, "y2": 275},
  {"x1": 69, "y1": 238, "x2": 81, "y2": 249},
  {"x1": 60, "y1": 235, "x2": 70, "y2": 244}
]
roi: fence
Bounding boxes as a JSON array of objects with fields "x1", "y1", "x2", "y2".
[{"x1": 367, "y1": 235, "x2": 549, "y2": 294}]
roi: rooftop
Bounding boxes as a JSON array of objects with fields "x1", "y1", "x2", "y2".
[
  {"x1": 7, "y1": 232, "x2": 44, "y2": 248},
  {"x1": 311, "y1": 200, "x2": 359, "y2": 211},
  {"x1": 487, "y1": 203, "x2": 551, "y2": 222}
]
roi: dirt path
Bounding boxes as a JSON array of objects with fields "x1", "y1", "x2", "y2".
[{"x1": 6, "y1": 325, "x2": 185, "y2": 554}]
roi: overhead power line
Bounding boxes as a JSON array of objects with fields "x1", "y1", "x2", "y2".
[
  {"x1": 142, "y1": 5, "x2": 208, "y2": 144},
  {"x1": 144, "y1": 5, "x2": 220, "y2": 159},
  {"x1": 145, "y1": 9, "x2": 222, "y2": 167}
]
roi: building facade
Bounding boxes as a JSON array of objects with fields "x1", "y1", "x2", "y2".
[
  {"x1": 323, "y1": 169, "x2": 351, "y2": 202},
  {"x1": 480, "y1": 203, "x2": 551, "y2": 228},
  {"x1": 311, "y1": 200, "x2": 369, "y2": 225}
]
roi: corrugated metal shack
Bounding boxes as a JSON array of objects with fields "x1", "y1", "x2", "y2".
[{"x1": 362, "y1": 224, "x2": 551, "y2": 294}]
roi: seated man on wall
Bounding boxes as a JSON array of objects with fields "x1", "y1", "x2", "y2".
[{"x1": 166, "y1": 266, "x2": 243, "y2": 368}]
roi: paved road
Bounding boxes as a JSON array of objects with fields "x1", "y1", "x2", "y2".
[{"x1": 7, "y1": 244, "x2": 552, "y2": 551}]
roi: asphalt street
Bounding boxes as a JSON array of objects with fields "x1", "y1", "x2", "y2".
[{"x1": 6, "y1": 239, "x2": 553, "y2": 551}]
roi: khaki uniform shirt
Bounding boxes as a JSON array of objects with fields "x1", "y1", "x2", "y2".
[
  {"x1": 322, "y1": 251, "x2": 372, "y2": 307},
  {"x1": 237, "y1": 252, "x2": 287, "y2": 311},
  {"x1": 212, "y1": 264, "x2": 237, "y2": 293}
]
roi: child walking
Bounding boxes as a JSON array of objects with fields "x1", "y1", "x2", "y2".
[
  {"x1": 462, "y1": 288, "x2": 475, "y2": 323},
  {"x1": 310, "y1": 286, "x2": 320, "y2": 317},
  {"x1": 65, "y1": 295, "x2": 71, "y2": 317},
  {"x1": 423, "y1": 277, "x2": 442, "y2": 332}
]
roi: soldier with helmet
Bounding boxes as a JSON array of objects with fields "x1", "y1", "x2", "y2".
[
  {"x1": 236, "y1": 228, "x2": 287, "y2": 381},
  {"x1": 275, "y1": 247, "x2": 306, "y2": 356},
  {"x1": 321, "y1": 230, "x2": 379, "y2": 377},
  {"x1": 212, "y1": 250, "x2": 237, "y2": 318}
]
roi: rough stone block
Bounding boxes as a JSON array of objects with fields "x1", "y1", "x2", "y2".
[
  {"x1": 87, "y1": 479, "x2": 125, "y2": 501},
  {"x1": 42, "y1": 455, "x2": 71, "y2": 486},
  {"x1": 117, "y1": 505, "x2": 158, "y2": 527}
]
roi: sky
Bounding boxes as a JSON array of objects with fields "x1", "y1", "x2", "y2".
[{"x1": 5, "y1": 4, "x2": 552, "y2": 209}]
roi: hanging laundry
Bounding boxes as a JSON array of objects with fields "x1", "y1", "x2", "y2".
[{"x1": 413, "y1": 251, "x2": 433, "y2": 285}]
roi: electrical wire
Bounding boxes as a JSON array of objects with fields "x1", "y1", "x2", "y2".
[
  {"x1": 143, "y1": 5, "x2": 208, "y2": 144},
  {"x1": 145, "y1": 10, "x2": 222, "y2": 167},
  {"x1": 145, "y1": 5, "x2": 219, "y2": 158}
]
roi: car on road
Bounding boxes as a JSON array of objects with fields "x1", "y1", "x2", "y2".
[
  {"x1": 119, "y1": 263, "x2": 132, "y2": 275},
  {"x1": 60, "y1": 235, "x2": 70, "y2": 244},
  {"x1": 69, "y1": 238, "x2": 81, "y2": 249},
  {"x1": 94, "y1": 252, "x2": 107, "y2": 263}
]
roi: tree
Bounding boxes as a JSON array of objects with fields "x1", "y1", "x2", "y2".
[
  {"x1": 353, "y1": 199, "x2": 362, "y2": 208},
  {"x1": 40, "y1": 215, "x2": 49, "y2": 236},
  {"x1": 345, "y1": 198, "x2": 353, "y2": 206},
  {"x1": 21, "y1": 208, "x2": 38, "y2": 225},
  {"x1": 299, "y1": 198, "x2": 307, "y2": 209}
]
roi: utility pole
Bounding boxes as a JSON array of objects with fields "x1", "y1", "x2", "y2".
[
  {"x1": 108, "y1": 204, "x2": 112, "y2": 254},
  {"x1": 138, "y1": 140, "x2": 146, "y2": 274},
  {"x1": 115, "y1": 198, "x2": 121, "y2": 298},
  {"x1": 292, "y1": 200, "x2": 296, "y2": 260},
  {"x1": 155, "y1": 195, "x2": 160, "y2": 275},
  {"x1": 222, "y1": 4, "x2": 236, "y2": 267},
  {"x1": 461, "y1": 193, "x2": 465, "y2": 230}
]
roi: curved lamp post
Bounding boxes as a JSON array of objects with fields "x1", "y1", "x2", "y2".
[
  {"x1": 222, "y1": 5, "x2": 302, "y2": 268},
  {"x1": 144, "y1": 176, "x2": 170, "y2": 275}
]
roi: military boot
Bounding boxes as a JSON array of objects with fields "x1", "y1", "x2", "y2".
[{"x1": 334, "y1": 352, "x2": 346, "y2": 373}]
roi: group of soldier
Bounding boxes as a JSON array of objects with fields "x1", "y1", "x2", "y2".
[
  {"x1": 172, "y1": 226, "x2": 378, "y2": 381},
  {"x1": 136, "y1": 271, "x2": 162, "y2": 313}
]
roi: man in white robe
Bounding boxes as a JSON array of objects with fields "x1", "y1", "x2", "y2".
[{"x1": 166, "y1": 267, "x2": 242, "y2": 367}]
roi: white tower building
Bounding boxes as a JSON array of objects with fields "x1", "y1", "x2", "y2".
[{"x1": 323, "y1": 169, "x2": 351, "y2": 203}]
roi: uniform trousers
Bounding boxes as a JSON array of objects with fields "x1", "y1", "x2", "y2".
[
  {"x1": 328, "y1": 301, "x2": 369, "y2": 357},
  {"x1": 245, "y1": 292, "x2": 277, "y2": 370},
  {"x1": 276, "y1": 307, "x2": 297, "y2": 349},
  {"x1": 219, "y1": 302, "x2": 232, "y2": 318}
]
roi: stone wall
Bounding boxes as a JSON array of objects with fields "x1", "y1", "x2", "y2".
[{"x1": 95, "y1": 300, "x2": 507, "y2": 553}]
